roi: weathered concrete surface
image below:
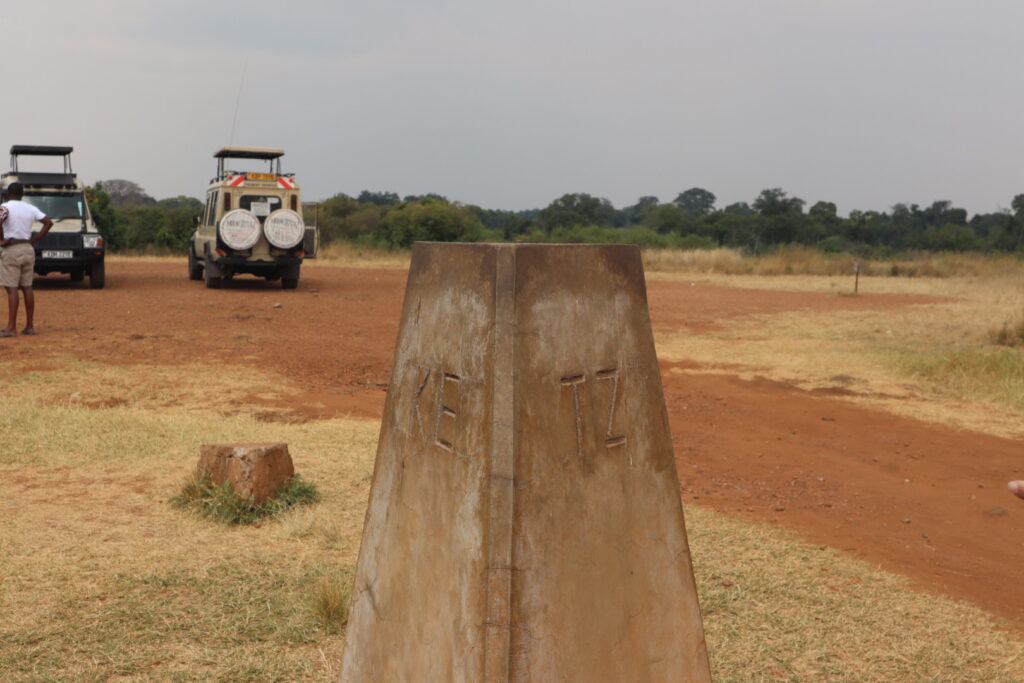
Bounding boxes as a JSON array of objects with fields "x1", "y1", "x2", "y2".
[
  {"x1": 340, "y1": 243, "x2": 710, "y2": 682},
  {"x1": 197, "y1": 442, "x2": 294, "y2": 504}
]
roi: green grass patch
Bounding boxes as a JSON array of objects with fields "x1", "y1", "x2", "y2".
[
  {"x1": 894, "y1": 346, "x2": 1024, "y2": 409},
  {"x1": 171, "y1": 474, "x2": 322, "y2": 525}
]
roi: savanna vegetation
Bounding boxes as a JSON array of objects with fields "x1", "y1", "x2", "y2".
[{"x1": 87, "y1": 179, "x2": 1024, "y2": 257}]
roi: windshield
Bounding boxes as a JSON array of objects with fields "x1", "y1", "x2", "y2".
[
  {"x1": 237, "y1": 194, "x2": 282, "y2": 224},
  {"x1": 240, "y1": 195, "x2": 282, "y2": 223},
  {"x1": 23, "y1": 192, "x2": 85, "y2": 220}
]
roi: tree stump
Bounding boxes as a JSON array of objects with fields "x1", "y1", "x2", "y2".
[{"x1": 197, "y1": 442, "x2": 294, "y2": 504}]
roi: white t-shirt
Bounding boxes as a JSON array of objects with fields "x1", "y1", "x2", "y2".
[{"x1": 0, "y1": 200, "x2": 47, "y2": 241}]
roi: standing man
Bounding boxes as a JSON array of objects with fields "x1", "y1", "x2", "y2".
[{"x1": 0, "y1": 182, "x2": 53, "y2": 337}]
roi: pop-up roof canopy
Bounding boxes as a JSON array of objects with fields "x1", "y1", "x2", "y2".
[
  {"x1": 10, "y1": 145, "x2": 74, "y2": 156},
  {"x1": 8, "y1": 145, "x2": 75, "y2": 175},
  {"x1": 214, "y1": 147, "x2": 284, "y2": 160},
  {"x1": 213, "y1": 147, "x2": 286, "y2": 179}
]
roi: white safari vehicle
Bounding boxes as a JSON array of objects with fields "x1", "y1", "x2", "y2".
[
  {"x1": 1, "y1": 145, "x2": 106, "y2": 288},
  {"x1": 188, "y1": 147, "x2": 317, "y2": 289}
]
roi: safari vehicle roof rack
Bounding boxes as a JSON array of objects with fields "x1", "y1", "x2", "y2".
[
  {"x1": 9, "y1": 145, "x2": 75, "y2": 175},
  {"x1": 213, "y1": 146, "x2": 286, "y2": 181}
]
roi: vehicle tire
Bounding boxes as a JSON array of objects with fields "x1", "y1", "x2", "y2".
[
  {"x1": 70, "y1": 270, "x2": 84, "y2": 282},
  {"x1": 89, "y1": 261, "x2": 106, "y2": 289},
  {"x1": 281, "y1": 277, "x2": 299, "y2": 290},
  {"x1": 204, "y1": 265, "x2": 222, "y2": 289},
  {"x1": 188, "y1": 247, "x2": 203, "y2": 280}
]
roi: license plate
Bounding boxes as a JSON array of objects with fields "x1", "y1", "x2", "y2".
[{"x1": 42, "y1": 250, "x2": 73, "y2": 259}]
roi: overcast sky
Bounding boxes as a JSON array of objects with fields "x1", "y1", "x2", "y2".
[{"x1": 2, "y1": 1, "x2": 1020, "y2": 215}]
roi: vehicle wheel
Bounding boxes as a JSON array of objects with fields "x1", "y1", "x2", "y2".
[
  {"x1": 281, "y1": 277, "x2": 299, "y2": 290},
  {"x1": 204, "y1": 266, "x2": 222, "y2": 289},
  {"x1": 89, "y1": 261, "x2": 106, "y2": 289},
  {"x1": 188, "y1": 247, "x2": 203, "y2": 280},
  {"x1": 70, "y1": 270, "x2": 84, "y2": 282}
]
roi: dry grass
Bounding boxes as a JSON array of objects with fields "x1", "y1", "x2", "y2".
[
  {"x1": 0, "y1": 361, "x2": 314, "y2": 466},
  {"x1": 3, "y1": 359, "x2": 1024, "y2": 680},
  {"x1": 113, "y1": 243, "x2": 1022, "y2": 279},
  {"x1": 649, "y1": 271, "x2": 950, "y2": 295},
  {"x1": 313, "y1": 569, "x2": 354, "y2": 633},
  {"x1": 689, "y1": 505, "x2": 1024, "y2": 681},
  {"x1": 0, "y1": 365, "x2": 377, "y2": 680},
  {"x1": 642, "y1": 246, "x2": 1024, "y2": 279},
  {"x1": 990, "y1": 309, "x2": 1024, "y2": 347},
  {"x1": 109, "y1": 243, "x2": 411, "y2": 269},
  {"x1": 107, "y1": 251, "x2": 183, "y2": 262},
  {"x1": 3, "y1": 358, "x2": 288, "y2": 413},
  {"x1": 313, "y1": 242, "x2": 410, "y2": 269},
  {"x1": 894, "y1": 347, "x2": 1024, "y2": 410},
  {"x1": 655, "y1": 271, "x2": 1024, "y2": 437}
]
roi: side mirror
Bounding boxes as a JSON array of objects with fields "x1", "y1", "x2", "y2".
[{"x1": 193, "y1": 216, "x2": 200, "y2": 226}]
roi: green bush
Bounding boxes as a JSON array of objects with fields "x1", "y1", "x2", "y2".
[
  {"x1": 372, "y1": 198, "x2": 488, "y2": 248},
  {"x1": 675, "y1": 233, "x2": 717, "y2": 250}
]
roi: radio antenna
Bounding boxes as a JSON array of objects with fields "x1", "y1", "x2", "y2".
[{"x1": 228, "y1": 56, "x2": 249, "y2": 147}]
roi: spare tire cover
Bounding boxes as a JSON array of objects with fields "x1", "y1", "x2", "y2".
[
  {"x1": 263, "y1": 209, "x2": 305, "y2": 249},
  {"x1": 218, "y1": 210, "x2": 262, "y2": 250}
]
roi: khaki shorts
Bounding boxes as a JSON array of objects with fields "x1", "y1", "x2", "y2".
[{"x1": 0, "y1": 243, "x2": 35, "y2": 288}]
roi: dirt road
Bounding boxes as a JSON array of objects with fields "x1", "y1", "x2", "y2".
[{"x1": 12, "y1": 260, "x2": 1024, "y2": 627}]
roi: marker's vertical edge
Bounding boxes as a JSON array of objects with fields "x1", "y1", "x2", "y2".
[
  {"x1": 483, "y1": 245, "x2": 516, "y2": 682},
  {"x1": 634, "y1": 255, "x2": 713, "y2": 681}
]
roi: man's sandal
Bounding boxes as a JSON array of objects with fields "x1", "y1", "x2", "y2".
[
  {"x1": 21, "y1": 330, "x2": 37, "y2": 335},
  {"x1": 0, "y1": 330, "x2": 15, "y2": 338}
]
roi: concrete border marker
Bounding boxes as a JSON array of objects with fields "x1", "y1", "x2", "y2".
[{"x1": 341, "y1": 243, "x2": 710, "y2": 682}]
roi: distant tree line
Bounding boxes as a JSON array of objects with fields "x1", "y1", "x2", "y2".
[
  {"x1": 86, "y1": 180, "x2": 202, "y2": 251},
  {"x1": 86, "y1": 179, "x2": 1024, "y2": 255},
  {"x1": 313, "y1": 186, "x2": 1024, "y2": 254}
]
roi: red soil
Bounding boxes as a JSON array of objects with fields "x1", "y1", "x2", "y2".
[{"x1": 13, "y1": 260, "x2": 1024, "y2": 627}]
